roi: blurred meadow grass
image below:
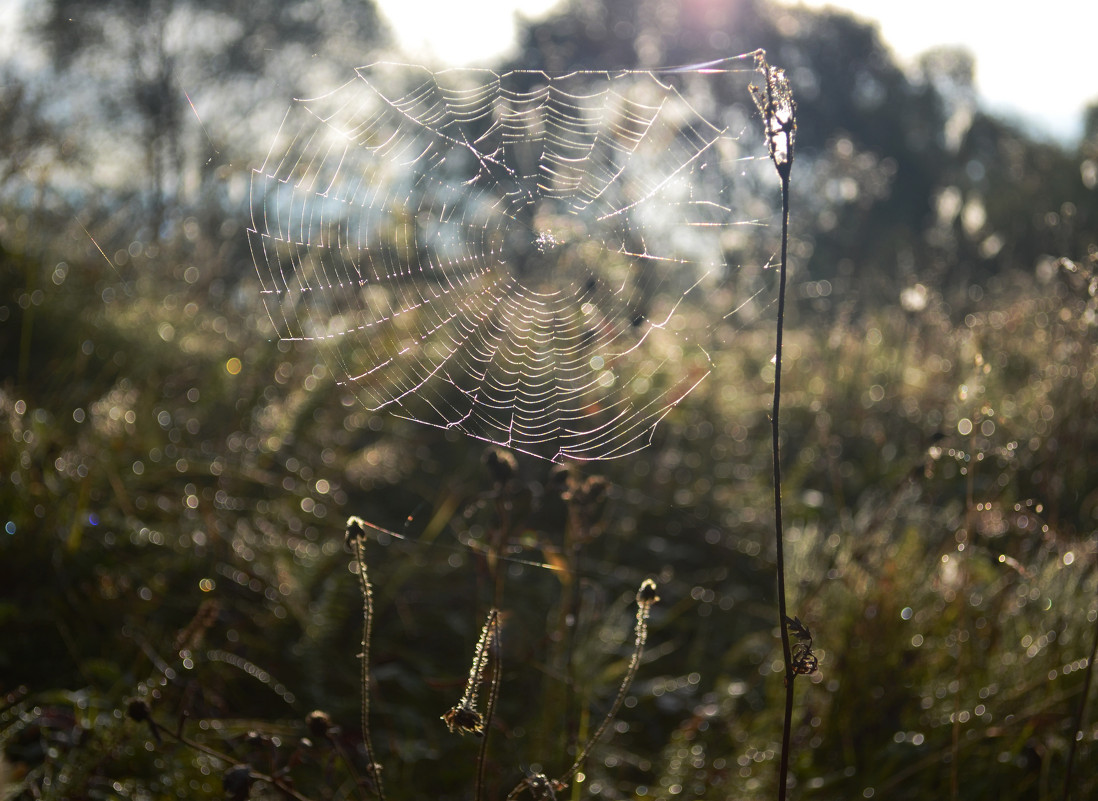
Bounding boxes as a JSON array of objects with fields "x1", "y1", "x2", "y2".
[{"x1": 2, "y1": 218, "x2": 1095, "y2": 799}]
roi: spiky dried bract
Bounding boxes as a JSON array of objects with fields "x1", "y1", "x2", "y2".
[
  {"x1": 785, "y1": 615, "x2": 819, "y2": 676},
  {"x1": 465, "y1": 609, "x2": 498, "y2": 705},
  {"x1": 751, "y1": 53, "x2": 796, "y2": 178},
  {"x1": 785, "y1": 615, "x2": 810, "y2": 640}
]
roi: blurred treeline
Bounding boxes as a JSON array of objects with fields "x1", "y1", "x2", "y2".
[{"x1": 2, "y1": 1, "x2": 1096, "y2": 800}]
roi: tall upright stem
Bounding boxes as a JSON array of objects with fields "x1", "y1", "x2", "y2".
[
  {"x1": 773, "y1": 173, "x2": 794, "y2": 801},
  {"x1": 346, "y1": 518, "x2": 386, "y2": 801},
  {"x1": 751, "y1": 53, "x2": 797, "y2": 801}
]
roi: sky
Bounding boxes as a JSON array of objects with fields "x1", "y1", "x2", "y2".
[
  {"x1": 376, "y1": 0, "x2": 1098, "y2": 142},
  {"x1": 1, "y1": 0, "x2": 1093, "y2": 141}
]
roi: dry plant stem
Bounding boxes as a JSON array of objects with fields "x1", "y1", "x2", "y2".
[
  {"x1": 772, "y1": 159, "x2": 795, "y2": 801},
  {"x1": 504, "y1": 581, "x2": 658, "y2": 801},
  {"x1": 555, "y1": 581, "x2": 658, "y2": 789},
  {"x1": 1062, "y1": 604, "x2": 1098, "y2": 801},
  {"x1": 328, "y1": 736, "x2": 372, "y2": 799},
  {"x1": 475, "y1": 615, "x2": 502, "y2": 801},
  {"x1": 751, "y1": 53, "x2": 798, "y2": 801},
  {"x1": 353, "y1": 539, "x2": 386, "y2": 801},
  {"x1": 558, "y1": 508, "x2": 583, "y2": 759},
  {"x1": 150, "y1": 718, "x2": 314, "y2": 801}
]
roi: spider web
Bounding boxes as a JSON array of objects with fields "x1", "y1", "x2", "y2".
[{"x1": 249, "y1": 56, "x2": 778, "y2": 462}]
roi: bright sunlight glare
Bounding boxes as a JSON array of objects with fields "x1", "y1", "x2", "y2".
[
  {"x1": 781, "y1": 0, "x2": 1098, "y2": 141},
  {"x1": 377, "y1": 0, "x2": 1098, "y2": 141}
]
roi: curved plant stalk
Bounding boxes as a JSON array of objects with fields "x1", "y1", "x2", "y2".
[
  {"x1": 751, "y1": 51, "x2": 798, "y2": 801},
  {"x1": 505, "y1": 578, "x2": 659, "y2": 801},
  {"x1": 441, "y1": 609, "x2": 502, "y2": 801},
  {"x1": 310, "y1": 711, "x2": 376, "y2": 801},
  {"x1": 476, "y1": 612, "x2": 502, "y2": 801},
  {"x1": 442, "y1": 609, "x2": 499, "y2": 738},
  {"x1": 125, "y1": 699, "x2": 314, "y2": 801},
  {"x1": 346, "y1": 516, "x2": 386, "y2": 801}
]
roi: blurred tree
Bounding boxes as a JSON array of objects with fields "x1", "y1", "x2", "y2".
[
  {"x1": 511, "y1": 0, "x2": 1098, "y2": 310},
  {"x1": 511, "y1": 0, "x2": 950, "y2": 305},
  {"x1": 944, "y1": 110, "x2": 1096, "y2": 283},
  {"x1": 28, "y1": 0, "x2": 387, "y2": 242},
  {"x1": 1084, "y1": 102, "x2": 1098, "y2": 144},
  {"x1": 0, "y1": 69, "x2": 72, "y2": 197},
  {"x1": 915, "y1": 46, "x2": 977, "y2": 119}
]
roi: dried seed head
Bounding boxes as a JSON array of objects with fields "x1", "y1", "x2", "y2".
[
  {"x1": 244, "y1": 730, "x2": 268, "y2": 747},
  {"x1": 547, "y1": 462, "x2": 576, "y2": 496},
  {"x1": 568, "y1": 475, "x2": 610, "y2": 531},
  {"x1": 173, "y1": 599, "x2": 220, "y2": 653},
  {"x1": 636, "y1": 578, "x2": 660, "y2": 606},
  {"x1": 575, "y1": 475, "x2": 609, "y2": 505},
  {"x1": 792, "y1": 642, "x2": 819, "y2": 675},
  {"x1": 785, "y1": 616, "x2": 819, "y2": 675},
  {"x1": 443, "y1": 609, "x2": 499, "y2": 737},
  {"x1": 525, "y1": 773, "x2": 560, "y2": 801},
  {"x1": 750, "y1": 54, "x2": 797, "y2": 177},
  {"x1": 222, "y1": 764, "x2": 253, "y2": 801},
  {"x1": 345, "y1": 515, "x2": 366, "y2": 548},
  {"x1": 306, "y1": 709, "x2": 332, "y2": 739},
  {"x1": 441, "y1": 702, "x2": 485, "y2": 736},
  {"x1": 126, "y1": 698, "x2": 150, "y2": 723},
  {"x1": 484, "y1": 446, "x2": 519, "y2": 484}
]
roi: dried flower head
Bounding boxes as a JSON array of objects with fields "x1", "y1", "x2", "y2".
[
  {"x1": 567, "y1": 475, "x2": 611, "y2": 534},
  {"x1": 484, "y1": 446, "x2": 519, "y2": 484},
  {"x1": 636, "y1": 578, "x2": 660, "y2": 606},
  {"x1": 785, "y1": 616, "x2": 819, "y2": 676},
  {"x1": 525, "y1": 773, "x2": 562, "y2": 800},
  {"x1": 751, "y1": 53, "x2": 797, "y2": 177},
  {"x1": 345, "y1": 515, "x2": 366, "y2": 549},
  {"x1": 792, "y1": 643, "x2": 819, "y2": 675},
  {"x1": 441, "y1": 701, "x2": 485, "y2": 737},
  {"x1": 305, "y1": 709, "x2": 332, "y2": 739},
  {"x1": 547, "y1": 462, "x2": 575, "y2": 496},
  {"x1": 126, "y1": 698, "x2": 150, "y2": 723},
  {"x1": 243, "y1": 730, "x2": 270, "y2": 748},
  {"x1": 222, "y1": 764, "x2": 253, "y2": 801},
  {"x1": 173, "y1": 598, "x2": 220, "y2": 652}
]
